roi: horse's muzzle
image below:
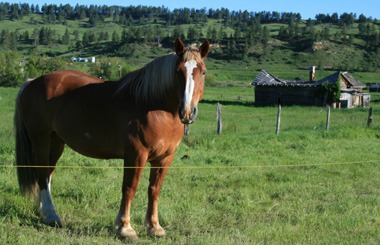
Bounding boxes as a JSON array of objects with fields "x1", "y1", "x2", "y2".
[{"x1": 179, "y1": 106, "x2": 198, "y2": 124}]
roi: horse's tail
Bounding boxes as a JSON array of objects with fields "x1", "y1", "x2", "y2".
[{"x1": 14, "y1": 83, "x2": 38, "y2": 197}]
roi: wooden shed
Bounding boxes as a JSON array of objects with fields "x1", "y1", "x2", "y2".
[
  {"x1": 369, "y1": 83, "x2": 380, "y2": 92},
  {"x1": 252, "y1": 70, "x2": 370, "y2": 108}
]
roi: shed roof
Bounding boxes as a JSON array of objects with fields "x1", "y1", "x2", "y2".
[
  {"x1": 340, "y1": 72, "x2": 366, "y2": 88},
  {"x1": 315, "y1": 71, "x2": 340, "y2": 85},
  {"x1": 252, "y1": 70, "x2": 365, "y2": 88},
  {"x1": 251, "y1": 69, "x2": 318, "y2": 87}
]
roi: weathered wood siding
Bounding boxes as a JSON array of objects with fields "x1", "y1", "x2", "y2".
[{"x1": 254, "y1": 86, "x2": 323, "y2": 106}]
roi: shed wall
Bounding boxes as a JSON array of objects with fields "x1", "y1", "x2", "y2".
[{"x1": 254, "y1": 86, "x2": 323, "y2": 106}]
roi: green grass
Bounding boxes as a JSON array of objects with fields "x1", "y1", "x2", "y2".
[{"x1": 0, "y1": 86, "x2": 379, "y2": 244}]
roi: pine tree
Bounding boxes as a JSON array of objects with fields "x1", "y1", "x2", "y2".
[{"x1": 62, "y1": 28, "x2": 70, "y2": 45}]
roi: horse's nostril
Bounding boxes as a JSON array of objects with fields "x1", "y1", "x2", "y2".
[{"x1": 189, "y1": 107, "x2": 198, "y2": 122}]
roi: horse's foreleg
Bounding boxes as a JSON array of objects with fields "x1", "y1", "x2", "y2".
[
  {"x1": 144, "y1": 155, "x2": 174, "y2": 237},
  {"x1": 115, "y1": 153, "x2": 147, "y2": 241}
]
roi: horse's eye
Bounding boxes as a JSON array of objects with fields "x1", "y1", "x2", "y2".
[{"x1": 202, "y1": 70, "x2": 207, "y2": 76}]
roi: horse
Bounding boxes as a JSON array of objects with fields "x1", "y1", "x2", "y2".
[{"x1": 14, "y1": 38, "x2": 210, "y2": 240}]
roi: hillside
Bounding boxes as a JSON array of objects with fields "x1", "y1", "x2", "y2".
[{"x1": 0, "y1": 3, "x2": 380, "y2": 86}]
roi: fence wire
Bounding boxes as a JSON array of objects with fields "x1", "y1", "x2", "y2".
[{"x1": 1, "y1": 159, "x2": 379, "y2": 170}]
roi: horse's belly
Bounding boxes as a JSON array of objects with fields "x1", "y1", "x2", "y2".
[{"x1": 56, "y1": 128, "x2": 125, "y2": 159}]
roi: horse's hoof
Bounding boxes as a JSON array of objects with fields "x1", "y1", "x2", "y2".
[
  {"x1": 42, "y1": 214, "x2": 62, "y2": 228},
  {"x1": 117, "y1": 227, "x2": 138, "y2": 241},
  {"x1": 146, "y1": 226, "x2": 166, "y2": 238}
]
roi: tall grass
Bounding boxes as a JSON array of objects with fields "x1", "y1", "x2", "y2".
[{"x1": 0, "y1": 87, "x2": 379, "y2": 244}]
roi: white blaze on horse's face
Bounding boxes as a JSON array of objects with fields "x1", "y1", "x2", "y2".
[
  {"x1": 179, "y1": 59, "x2": 198, "y2": 124},
  {"x1": 184, "y1": 59, "x2": 197, "y2": 111}
]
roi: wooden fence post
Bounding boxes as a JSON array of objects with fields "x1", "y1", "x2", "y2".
[
  {"x1": 275, "y1": 102, "x2": 281, "y2": 135},
  {"x1": 184, "y1": 124, "x2": 190, "y2": 138},
  {"x1": 326, "y1": 105, "x2": 331, "y2": 130},
  {"x1": 217, "y1": 103, "x2": 222, "y2": 135},
  {"x1": 367, "y1": 107, "x2": 373, "y2": 127}
]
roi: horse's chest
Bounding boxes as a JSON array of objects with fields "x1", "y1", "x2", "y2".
[
  {"x1": 141, "y1": 124, "x2": 182, "y2": 160},
  {"x1": 145, "y1": 132, "x2": 182, "y2": 159}
]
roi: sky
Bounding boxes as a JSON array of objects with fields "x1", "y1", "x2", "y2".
[{"x1": 6, "y1": 0, "x2": 380, "y2": 20}]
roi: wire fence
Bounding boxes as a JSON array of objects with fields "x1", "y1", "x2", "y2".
[{"x1": 1, "y1": 159, "x2": 379, "y2": 170}]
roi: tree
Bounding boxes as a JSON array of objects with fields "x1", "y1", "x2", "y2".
[
  {"x1": 10, "y1": 4, "x2": 21, "y2": 21},
  {"x1": 89, "y1": 13, "x2": 102, "y2": 27},
  {"x1": 339, "y1": 13, "x2": 355, "y2": 27},
  {"x1": 234, "y1": 27, "x2": 241, "y2": 40},
  {"x1": 358, "y1": 14, "x2": 367, "y2": 23},
  {"x1": 0, "y1": 51, "x2": 23, "y2": 87},
  {"x1": 75, "y1": 40, "x2": 81, "y2": 51},
  {"x1": 121, "y1": 28, "x2": 129, "y2": 43},
  {"x1": 104, "y1": 31, "x2": 110, "y2": 41},
  {"x1": 62, "y1": 28, "x2": 70, "y2": 45},
  {"x1": 42, "y1": 4, "x2": 56, "y2": 24},
  {"x1": 219, "y1": 26, "x2": 227, "y2": 40},
  {"x1": 112, "y1": 30, "x2": 120, "y2": 44},
  {"x1": 32, "y1": 28, "x2": 39, "y2": 46},
  {"x1": 73, "y1": 30, "x2": 80, "y2": 41},
  {"x1": 172, "y1": 25, "x2": 185, "y2": 40},
  {"x1": 340, "y1": 24, "x2": 349, "y2": 44},
  {"x1": 364, "y1": 27, "x2": 380, "y2": 52},
  {"x1": 153, "y1": 26, "x2": 163, "y2": 44},
  {"x1": 227, "y1": 35, "x2": 237, "y2": 59},
  {"x1": 82, "y1": 31, "x2": 90, "y2": 47},
  {"x1": 319, "y1": 80, "x2": 341, "y2": 105},
  {"x1": 39, "y1": 27, "x2": 55, "y2": 45},
  {"x1": 261, "y1": 26, "x2": 270, "y2": 45},
  {"x1": 277, "y1": 26, "x2": 288, "y2": 40},
  {"x1": 25, "y1": 53, "x2": 66, "y2": 78},
  {"x1": 187, "y1": 25, "x2": 199, "y2": 42},
  {"x1": 321, "y1": 27, "x2": 330, "y2": 40},
  {"x1": 22, "y1": 30, "x2": 30, "y2": 43},
  {"x1": 331, "y1": 13, "x2": 339, "y2": 23},
  {"x1": 0, "y1": 30, "x2": 18, "y2": 50},
  {"x1": 91, "y1": 58, "x2": 116, "y2": 80},
  {"x1": 207, "y1": 26, "x2": 218, "y2": 42},
  {"x1": 88, "y1": 32, "x2": 96, "y2": 43}
]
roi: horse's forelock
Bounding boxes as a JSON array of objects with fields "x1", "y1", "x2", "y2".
[{"x1": 182, "y1": 47, "x2": 201, "y2": 63}]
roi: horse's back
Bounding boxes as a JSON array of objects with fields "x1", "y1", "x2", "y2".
[
  {"x1": 40, "y1": 70, "x2": 104, "y2": 99},
  {"x1": 17, "y1": 70, "x2": 105, "y2": 129}
]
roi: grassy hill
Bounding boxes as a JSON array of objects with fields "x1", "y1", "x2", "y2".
[{"x1": 1, "y1": 10, "x2": 380, "y2": 85}]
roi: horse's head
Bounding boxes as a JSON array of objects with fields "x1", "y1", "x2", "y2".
[{"x1": 175, "y1": 38, "x2": 210, "y2": 124}]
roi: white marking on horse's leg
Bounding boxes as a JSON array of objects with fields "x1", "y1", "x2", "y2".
[
  {"x1": 145, "y1": 206, "x2": 166, "y2": 238},
  {"x1": 183, "y1": 60, "x2": 197, "y2": 110},
  {"x1": 40, "y1": 177, "x2": 62, "y2": 227},
  {"x1": 114, "y1": 211, "x2": 138, "y2": 241}
]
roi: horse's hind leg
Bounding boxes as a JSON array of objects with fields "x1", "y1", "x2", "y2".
[{"x1": 33, "y1": 132, "x2": 64, "y2": 227}]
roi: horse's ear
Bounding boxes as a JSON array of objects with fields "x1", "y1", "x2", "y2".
[
  {"x1": 174, "y1": 38, "x2": 186, "y2": 56},
  {"x1": 199, "y1": 40, "x2": 210, "y2": 59}
]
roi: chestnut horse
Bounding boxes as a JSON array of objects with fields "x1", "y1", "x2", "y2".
[{"x1": 15, "y1": 38, "x2": 209, "y2": 240}]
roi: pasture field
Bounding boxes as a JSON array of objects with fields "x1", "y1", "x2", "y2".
[{"x1": 0, "y1": 86, "x2": 379, "y2": 244}]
